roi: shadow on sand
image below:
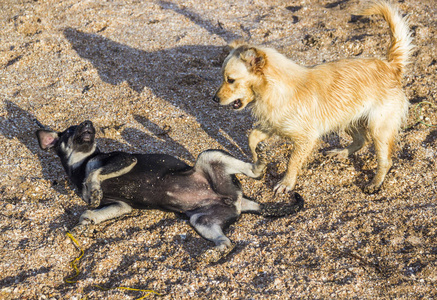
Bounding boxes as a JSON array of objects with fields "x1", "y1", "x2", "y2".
[{"x1": 62, "y1": 1, "x2": 252, "y2": 158}]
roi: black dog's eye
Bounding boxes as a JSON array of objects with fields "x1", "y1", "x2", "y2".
[
  {"x1": 66, "y1": 126, "x2": 77, "y2": 135},
  {"x1": 227, "y1": 78, "x2": 235, "y2": 84}
]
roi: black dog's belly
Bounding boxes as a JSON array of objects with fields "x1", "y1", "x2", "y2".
[
  {"x1": 100, "y1": 154, "x2": 189, "y2": 207},
  {"x1": 99, "y1": 153, "x2": 232, "y2": 212},
  {"x1": 160, "y1": 172, "x2": 225, "y2": 212}
]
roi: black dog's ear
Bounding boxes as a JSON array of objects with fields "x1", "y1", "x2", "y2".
[{"x1": 36, "y1": 129, "x2": 59, "y2": 150}]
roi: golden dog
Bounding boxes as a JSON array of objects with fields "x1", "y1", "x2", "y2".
[{"x1": 213, "y1": 0, "x2": 413, "y2": 194}]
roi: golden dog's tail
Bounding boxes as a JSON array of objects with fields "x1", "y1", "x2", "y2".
[{"x1": 360, "y1": 0, "x2": 414, "y2": 76}]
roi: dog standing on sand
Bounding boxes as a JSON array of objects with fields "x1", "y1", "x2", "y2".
[{"x1": 213, "y1": 0, "x2": 413, "y2": 194}]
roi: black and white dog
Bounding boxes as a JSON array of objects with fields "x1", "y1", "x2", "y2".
[{"x1": 36, "y1": 120, "x2": 303, "y2": 261}]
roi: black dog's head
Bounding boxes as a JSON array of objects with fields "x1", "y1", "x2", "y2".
[{"x1": 36, "y1": 120, "x2": 97, "y2": 166}]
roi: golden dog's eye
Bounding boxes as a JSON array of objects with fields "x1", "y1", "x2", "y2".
[{"x1": 227, "y1": 77, "x2": 235, "y2": 84}]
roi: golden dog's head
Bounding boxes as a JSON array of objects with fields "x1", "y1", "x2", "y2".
[{"x1": 213, "y1": 41, "x2": 266, "y2": 110}]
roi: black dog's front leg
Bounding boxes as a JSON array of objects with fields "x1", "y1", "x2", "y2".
[
  {"x1": 83, "y1": 153, "x2": 137, "y2": 208},
  {"x1": 71, "y1": 201, "x2": 133, "y2": 236}
]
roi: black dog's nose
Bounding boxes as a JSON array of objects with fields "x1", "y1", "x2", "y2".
[
  {"x1": 212, "y1": 94, "x2": 220, "y2": 103},
  {"x1": 79, "y1": 120, "x2": 94, "y2": 132},
  {"x1": 83, "y1": 120, "x2": 93, "y2": 127}
]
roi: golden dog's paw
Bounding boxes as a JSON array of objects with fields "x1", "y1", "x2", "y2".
[
  {"x1": 252, "y1": 161, "x2": 266, "y2": 179},
  {"x1": 326, "y1": 148, "x2": 349, "y2": 160},
  {"x1": 255, "y1": 143, "x2": 270, "y2": 162},
  {"x1": 363, "y1": 183, "x2": 381, "y2": 194},
  {"x1": 273, "y1": 180, "x2": 295, "y2": 195}
]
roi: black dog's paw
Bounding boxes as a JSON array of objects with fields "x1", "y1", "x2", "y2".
[
  {"x1": 89, "y1": 188, "x2": 102, "y2": 208},
  {"x1": 69, "y1": 222, "x2": 96, "y2": 238},
  {"x1": 69, "y1": 212, "x2": 96, "y2": 237},
  {"x1": 69, "y1": 224, "x2": 88, "y2": 237},
  {"x1": 198, "y1": 243, "x2": 235, "y2": 264}
]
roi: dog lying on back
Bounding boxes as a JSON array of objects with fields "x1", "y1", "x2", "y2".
[
  {"x1": 213, "y1": 0, "x2": 413, "y2": 194},
  {"x1": 36, "y1": 120, "x2": 303, "y2": 262}
]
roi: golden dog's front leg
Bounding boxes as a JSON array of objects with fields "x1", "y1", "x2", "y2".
[
  {"x1": 249, "y1": 128, "x2": 270, "y2": 161},
  {"x1": 274, "y1": 138, "x2": 317, "y2": 194},
  {"x1": 248, "y1": 128, "x2": 270, "y2": 176}
]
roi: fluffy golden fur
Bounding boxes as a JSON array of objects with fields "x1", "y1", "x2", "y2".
[{"x1": 213, "y1": 0, "x2": 413, "y2": 194}]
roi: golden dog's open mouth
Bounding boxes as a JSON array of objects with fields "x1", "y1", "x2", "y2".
[{"x1": 232, "y1": 99, "x2": 242, "y2": 109}]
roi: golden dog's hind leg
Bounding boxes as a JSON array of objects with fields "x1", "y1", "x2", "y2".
[
  {"x1": 248, "y1": 128, "x2": 271, "y2": 176},
  {"x1": 274, "y1": 137, "x2": 317, "y2": 194},
  {"x1": 326, "y1": 125, "x2": 368, "y2": 159},
  {"x1": 364, "y1": 124, "x2": 396, "y2": 194}
]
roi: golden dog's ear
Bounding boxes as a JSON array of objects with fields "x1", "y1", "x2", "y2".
[
  {"x1": 240, "y1": 47, "x2": 266, "y2": 74},
  {"x1": 224, "y1": 40, "x2": 247, "y2": 54},
  {"x1": 228, "y1": 39, "x2": 247, "y2": 49}
]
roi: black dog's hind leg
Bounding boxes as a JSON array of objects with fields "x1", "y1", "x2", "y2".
[
  {"x1": 240, "y1": 197, "x2": 262, "y2": 212},
  {"x1": 188, "y1": 203, "x2": 239, "y2": 263},
  {"x1": 83, "y1": 153, "x2": 137, "y2": 208},
  {"x1": 240, "y1": 193, "x2": 304, "y2": 217},
  {"x1": 195, "y1": 150, "x2": 264, "y2": 180}
]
